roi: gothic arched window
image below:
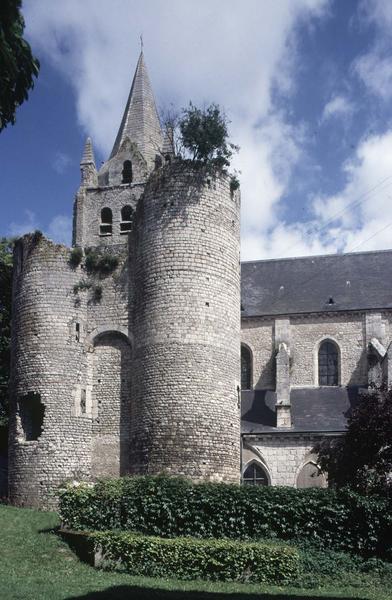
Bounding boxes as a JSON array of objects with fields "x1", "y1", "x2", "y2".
[
  {"x1": 243, "y1": 462, "x2": 269, "y2": 486},
  {"x1": 100, "y1": 207, "x2": 112, "y2": 235},
  {"x1": 318, "y1": 340, "x2": 339, "y2": 386},
  {"x1": 241, "y1": 344, "x2": 252, "y2": 390},
  {"x1": 120, "y1": 205, "x2": 134, "y2": 233},
  {"x1": 122, "y1": 160, "x2": 133, "y2": 183}
]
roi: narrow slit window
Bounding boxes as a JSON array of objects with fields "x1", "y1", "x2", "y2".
[
  {"x1": 120, "y1": 205, "x2": 134, "y2": 233},
  {"x1": 80, "y1": 389, "x2": 86, "y2": 414},
  {"x1": 75, "y1": 322, "x2": 80, "y2": 342},
  {"x1": 100, "y1": 207, "x2": 112, "y2": 235},
  {"x1": 241, "y1": 345, "x2": 252, "y2": 390},
  {"x1": 122, "y1": 160, "x2": 133, "y2": 183}
]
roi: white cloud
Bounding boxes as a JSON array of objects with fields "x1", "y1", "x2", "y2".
[
  {"x1": 47, "y1": 215, "x2": 72, "y2": 245},
  {"x1": 52, "y1": 151, "x2": 72, "y2": 174},
  {"x1": 354, "y1": 0, "x2": 392, "y2": 100},
  {"x1": 23, "y1": 0, "x2": 330, "y2": 260},
  {"x1": 321, "y1": 95, "x2": 354, "y2": 121},
  {"x1": 8, "y1": 210, "x2": 39, "y2": 237},
  {"x1": 7, "y1": 210, "x2": 72, "y2": 246}
]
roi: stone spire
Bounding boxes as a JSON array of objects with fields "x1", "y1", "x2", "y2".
[
  {"x1": 109, "y1": 51, "x2": 163, "y2": 167},
  {"x1": 80, "y1": 137, "x2": 97, "y2": 187},
  {"x1": 81, "y1": 136, "x2": 95, "y2": 165}
]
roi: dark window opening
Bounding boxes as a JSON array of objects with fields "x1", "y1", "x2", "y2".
[
  {"x1": 19, "y1": 393, "x2": 45, "y2": 441},
  {"x1": 100, "y1": 207, "x2": 112, "y2": 235},
  {"x1": 241, "y1": 345, "x2": 252, "y2": 390},
  {"x1": 318, "y1": 340, "x2": 339, "y2": 386},
  {"x1": 120, "y1": 205, "x2": 134, "y2": 233},
  {"x1": 75, "y1": 322, "x2": 80, "y2": 342},
  {"x1": 165, "y1": 154, "x2": 171, "y2": 164},
  {"x1": 80, "y1": 389, "x2": 86, "y2": 414},
  {"x1": 243, "y1": 463, "x2": 268, "y2": 486},
  {"x1": 155, "y1": 154, "x2": 163, "y2": 169},
  {"x1": 122, "y1": 160, "x2": 133, "y2": 183}
]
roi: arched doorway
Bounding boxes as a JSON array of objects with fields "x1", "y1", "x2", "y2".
[{"x1": 90, "y1": 332, "x2": 132, "y2": 478}]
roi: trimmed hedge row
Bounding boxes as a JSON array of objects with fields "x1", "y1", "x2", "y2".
[
  {"x1": 92, "y1": 531, "x2": 299, "y2": 582},
  {"x1": 59, "y1": 476, "x2": 392, "y2": 558}
]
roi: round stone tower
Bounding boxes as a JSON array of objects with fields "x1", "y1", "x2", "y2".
[
  {"x1": 130, "y1": 164, "x2": 241, "y2": 482},
  {"x1": 8, "y1": 234, "x2": 91, "y2": 507}
]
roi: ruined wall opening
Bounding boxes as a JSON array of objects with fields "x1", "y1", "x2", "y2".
[
  {"x1": 120, "y1": 205, "x2": 134, "y2": 234},
  {"x1": 296, "y1": 461, "x2": 327, "y2": 488},
  {"x1": 122, "y1": 160, "x2": 133, "y2": 183},
  {"x1": 18, "y1": 393, "x2": 44, "y2": 441},
  {"x1": 90, "y1": 331, "x2": 132, "y2": 478},
  {"x1": 100, "y1": 207, "x2": 113, "y2": 235}
]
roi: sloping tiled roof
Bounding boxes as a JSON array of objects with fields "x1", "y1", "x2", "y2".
[
  {"x1": 241, "y1": 387, "x2": 362, "y2": 434},
  {"x1": 241, "y1": 250, "x2": 392, "y2": 317}
]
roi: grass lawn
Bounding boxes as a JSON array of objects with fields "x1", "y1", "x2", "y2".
[{"x1": 0, "y1": 504, "x2": 391, "y2": 600}]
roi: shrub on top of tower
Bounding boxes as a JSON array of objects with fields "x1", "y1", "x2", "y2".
[
  {"x1": 179, "y1": 102, "x2": 238, "y2": 170},
  {"x1": 162, "y1": 102, "x2": 240, "y2": 191}
]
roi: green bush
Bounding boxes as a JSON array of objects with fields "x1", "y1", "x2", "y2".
[
  {"x1": 68, "y1": 247, "x2": 83, "y2": 268},
  {"x1": 84, "y1": 248, "x2": 118, "y2": 275},
  {"x1": 59, "y1": 475, "x2": 392, "y2": 558},
  {"x1": 92, "y1": 531, "x2": 299, "y2": 583}
]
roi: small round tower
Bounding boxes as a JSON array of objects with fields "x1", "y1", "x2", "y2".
[
  {"x1": 8, "y1": 234, "x2": 91, "y2": 507},
  {"x1": 131, "y1": 164, "x2": 241, "y2": 482}
]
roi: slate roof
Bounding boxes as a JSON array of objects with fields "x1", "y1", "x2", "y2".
[
  {"x1": 241, "y1": 387, "x2": 362, "y2": 434},
  {"x1": 241, "y1": 249, "x2": 392, "y2": 317}
]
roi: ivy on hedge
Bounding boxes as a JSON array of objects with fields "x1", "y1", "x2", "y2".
[
  {"x1": 59, "y1": 475, "x2": 392, "y2": 558},
  {"x1": 91, "y1": 531, "x2": 299, "y2": 583}
]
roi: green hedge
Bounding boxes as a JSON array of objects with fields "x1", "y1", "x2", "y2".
[
  {"x1": 59, "y1": 476, "x2": 392, "y2": 558},
  {"x1": 92, "y1": 531, "x2": 299, "y2": 583}
]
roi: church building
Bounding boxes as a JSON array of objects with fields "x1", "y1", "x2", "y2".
[{"x1": 8, "y1": 51, "x2": 392, "y2": 508}]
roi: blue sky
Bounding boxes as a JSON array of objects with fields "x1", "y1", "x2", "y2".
[{"x1": 2, "y1": 0, "x2": 392, "y2": 260}]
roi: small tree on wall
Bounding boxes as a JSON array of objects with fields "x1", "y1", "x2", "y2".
[
  {"x1": 315, "y1": 385, "x2": 392, "y2": 496},
  {"x1": 161, "y1": 102, "x2": 240, "y2": 190}
]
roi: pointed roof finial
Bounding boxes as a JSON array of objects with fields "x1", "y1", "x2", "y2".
[
  {"x1": 80, "y1": 136, "x2": 96, "y2": 165},
  {"x1": 140, "y1": 33, "x2": 144, "y2": 52},
  {"x1": 109, "y1": 51, "x2": 163, "y2": 165}
]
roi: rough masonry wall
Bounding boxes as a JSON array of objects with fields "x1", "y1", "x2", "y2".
[
  {"x1": 243, "y1": 435, "x2": 330, "y2": 487},
  {"x1": 241, "y1": 318, "x2": 275, "y2": 388},
  {"x1": 73, "y1": 183, "x2": 143, "y2": 247},
  {"x1": 241, "y1": 312, "x2": 370, "y2": 389},
  {"x1": 9, "y1": 235, "x2": 132, "y2": 507},
  {"x1": 290, "y1": 313, "x2": 366, "y2": 387},
  {"x1": 131, "y1": 164, "x2": 241, "y2": 482}
]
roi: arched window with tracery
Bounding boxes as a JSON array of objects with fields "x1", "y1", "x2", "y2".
[
  {"x1": 241, "y1": 344, "x2": 252, "y2": 390},
  {"x1": 243, "y1": 462, "x2": 269, "y2": 486},
  {"x1": 100, "y1": 207, "x2": 112, "y2": 235},
  {"x1": 122, "y1": 160, "x2": 133, "y2": 183},
  {"x1": 120, "y1": 205, "x2": 134, "y2": 233},
  {"x1": 318, "y1": 340, "x2": 339, "y2": 386}
]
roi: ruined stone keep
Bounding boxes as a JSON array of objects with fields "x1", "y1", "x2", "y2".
[{"x1": 8, "y1": 52, "x2": 392, "y2": 507}]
